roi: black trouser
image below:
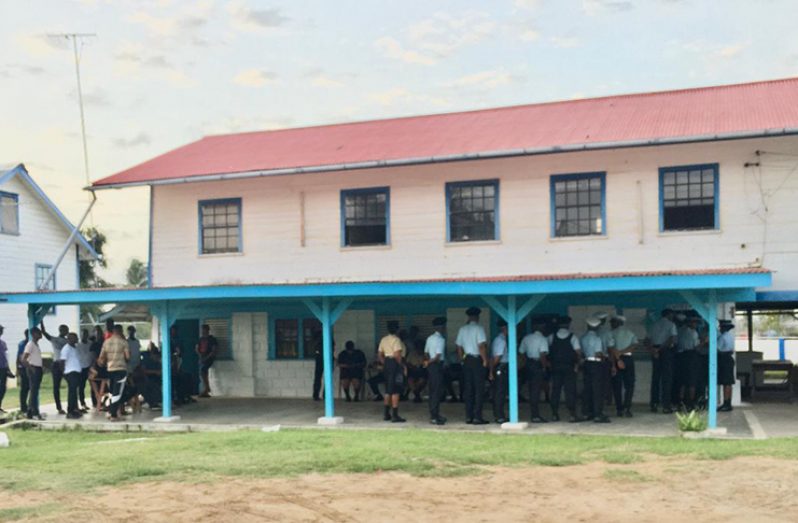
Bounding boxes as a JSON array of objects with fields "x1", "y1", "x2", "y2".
[
  {"x1": 612, "y1": 356, "x2": 635, "y2": 412},
  {"x1": 445, "y1": 363, "x2": 462, "y2": 400},
  {"x1": 427, "y1": 361, "x2": 444, "y2": 419},
  {"x1": 550, "y1": 367, "x2": 577, "y2": 416},
  {"x1": 462, "y1": 356, "x2": 486, "y2": 421},
  {"x1": 583, "y1": 361, "x2": 606, "y2": 419},
  {"x1": 65, "y1": 371, "x2": 81, "y2": 414},
  {"x1": 0, "y1": 368, "x2": 7, "y2": 408},
  {"x1": 108, "y1": 370, "x2": 127, "y2": 418},
  {"x1": 27, "y1": 366, "x2": 43, "y2": 416},
  {"x1": 79, "y1": 367, "x2": 90, "y2": 407},
  {"x1": 650, "y1": 347, "x2": 675, "y2": 409},
  {"x1": 367, "y1": 373, "x2": 385, "y2": 397},
  {"x1": 526, "y1": 360, "x2": 545, "y2": 418},
  {"x1": 51, "y1": 359, "x2": 64, "y2": 411},
  {"x1": 17, "y1": 363, "x2": 30, "y2": 412},
  {"x1": 492, "y1": 363, "x2": 508, "y2": 420},
  {"x1": 312, "y1": 358, "x2": 323, "y2": 399}
]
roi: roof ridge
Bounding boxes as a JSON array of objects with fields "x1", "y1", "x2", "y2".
[{"x1": 201, "y1": 76, "x2": 798, "y2": 140}]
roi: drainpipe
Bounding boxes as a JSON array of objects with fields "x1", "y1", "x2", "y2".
[{"x1": 39, "y1": 189, "x2": 98, "y2": 290}]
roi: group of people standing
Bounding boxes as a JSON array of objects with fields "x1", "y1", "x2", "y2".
[
  {"x1": 367, "y1": 306, "x2": 736, "y2": 426},
  {"x1": 0, "y1": 319, "x2": 221, "y2": 421}
]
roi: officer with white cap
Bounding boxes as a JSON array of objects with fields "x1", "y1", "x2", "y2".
[
  {"x1": 581, "y1": 316, "x2": 610, "y2": 423},
  {"x1": 610, "y1": 315, "x2": 638, "y2": 417},
  {"x1": 455, "y1": 306, "x2": 489, "y2": 425}
]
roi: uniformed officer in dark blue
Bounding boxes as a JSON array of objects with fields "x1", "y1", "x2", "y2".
[
  {"x1": 519, "y1": 316, "x2": 549, "y2": 423},
  {"x1": 548, "y1": 316, "x2": 583, "y2": 423},
  {"x1": 424, "y1": 317, "x2": 448, "y2": 425},
  {"x1": 581, "y1": 317, "x2": 611, "y2": 423},
  {"x1": 455, "y1": 306, "x2": 489, "y2": 425},
  {"x1": 490, "y1": 318, "x2": 509, "y2": 424}
]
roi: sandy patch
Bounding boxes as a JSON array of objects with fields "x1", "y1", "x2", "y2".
[{"x1": 3, "y1": 457, "x2": 798, "y2": 522}]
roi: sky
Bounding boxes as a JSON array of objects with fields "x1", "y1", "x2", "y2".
[{"x1": 1, "y1": 0, "x2": 797, "y2": 283}]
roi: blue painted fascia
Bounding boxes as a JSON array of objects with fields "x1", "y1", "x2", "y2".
[
  {"x1": 1, "y1": 164, "x2": 99, "y2": 259},
  {"x1": 755, "y1": 290, "x2": 798, "y2": 302},
  {"x1": 0, "y1": 272, "x2": 772, "y2": 305}
]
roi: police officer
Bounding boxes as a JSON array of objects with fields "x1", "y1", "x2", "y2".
[
  {"x1": 676, "y1": 316, "x2": 700, "y2": 410},
  {"x1": 455, "y1": 306, "x2": 489, "y2": 425},
  {"x1": 519, "y1": 316, "x2": 549, "y2": 423},
  {"x1": 548, "y1": 316, "x2": 582, "y2": 423},
  {"x1": 610, "y1": 315, "x2": 638, "y2": 417},
  {"x1": 717, "y1": 320, "x2": 736, "y2": 412},
  {"x1": 581, "y1": 317, "x2": 611, "y2": 423},
  {"x1": 424, "y1": 317, "x2": 448, "y2": 425},
  {"x1": 378, "y1": 320, "x2": 407, "y2": 423},
  {"x1": 490, "y1": 319, "x2": 509, "y2": 424},
  {"x1": 648, "y1": 309, "x2": 678, "y2": 413},
  {"x1": 596, "y1": 313, "x2": 615, "y2": 405}
]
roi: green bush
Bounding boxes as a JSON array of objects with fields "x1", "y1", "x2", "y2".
[{"x1": 676, "y1": 410, "x2": 708, "y2": 432}]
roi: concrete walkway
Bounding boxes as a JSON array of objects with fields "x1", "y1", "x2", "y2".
[{"x1": 12, "y1": 397, "x2": 785, "y2": 439}]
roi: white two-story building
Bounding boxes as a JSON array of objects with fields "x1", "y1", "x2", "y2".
[
  {"x1": 3, "y1": 77, "x2": 796, "y2": 427},
  {"x1": 0, "y1": 164, "x2": 99, "y2": 365}
]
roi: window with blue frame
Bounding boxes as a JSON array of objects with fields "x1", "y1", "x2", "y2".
[
  {"x1": 551, "y1": 172, "x2": 605, "y2": 237},
  {"x1": 0, "y1": 191, "x2": 19, "y2": 234},
  {"x1": 199, "y1": 198, "x2": 241, "y2": 254},
  {"x1": 34, "y1": 263, "x2": 56, "y2": 314},
  {"x1": 446, "y1": 180, "x2": 499, "y2": 242},
  {"x1": 274, "y1": 317, "x2": 322, "y2": 359},
  {"x1": 341, "y1": 187, "x2": 389, "y2": 246},
  {"x1": 660, "y1": 164, "x2": 718, "y2": 231}
]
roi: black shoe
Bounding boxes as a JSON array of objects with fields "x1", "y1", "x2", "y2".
[
  {"x1": 717, "y1": 404, "x2": 733, "y2": 412},
  {"x1": 413, "y1": 397, "x2": 423, "y2": 404},
  {"x1": 594, "y1": 416, "x2": 611, "y2": 423},
  {"x1": 448, "y1": 397, "x2": 460, "y2": 403},
  {"x1": 57, "y1": 409, "x2": 66, "y2": 415},
  {"x1": 472, "y1": 419, "x2": 489, "y2": 425},
  {"x1": 551, "y1": 414, "x2": 560, "y2": 422},
  {"x1": 616, "y1": 411, "x2": 624, "y2": 418},
  {"x1": 624, "y1": 409, "x2": 633, "y2": 418},
  {"x1": 530, "y1": 416, "x2": 548, "y2": 423},
  {"x1": 384, "y1": 413, "x2": 392, "y2": 421},
  {"x1": 584, "y1": 416, "x2": 595, "y2": 422},
  {"x1": 392, "y1": 415, "x2": 406, "y2": 423},
  {"x1": 650, "y1": 405, "x2": 658, "y2": 413},
  {"x1": 662, "y1": 407, "x2": 674, "y2": 414},
  {"x1": 345, "y1": 397, "x2": 351, "y2": 402},
  {"x1": 313, "y1": 397, "x2": 321, "y2": 402},
  {"x1": 495, "y1": 418, "x2": 508, "y2": 424},
  {"x1": 430, "y1": 418, "x2": 446, "y2": 425},
  {"x1": 373, "y1": 395, "x2": 384, "y2": 402},
  {"x1": 569, "y1": 416, "x2": 584, "y2": 423},
  {"x1": 465, "y1": 418, "x2": 474, "y2": 424},
  {"x1": 66, "y1": 412, "x2": 82, "y2": 420}
]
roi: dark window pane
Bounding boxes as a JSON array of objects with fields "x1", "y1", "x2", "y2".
[
  {"x1": 343, "y1": 189, "x2": 388, "y2": 246},
  {"x1": 661, "y1": 166, "x2": 718, "y2": 231},
  {"x1": 448, "y1": 182, "x2": 497, "y2": 242}
]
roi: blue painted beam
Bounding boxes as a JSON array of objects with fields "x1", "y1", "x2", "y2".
[
  {"x1": 156, "y1": 302, "x2": 173, "y2": 418},
  {"x1": 481, "y1": 295, "x2": 509, "y2": 320},
  {"x1": 331, "y1": 298, "x2": 353, "y2": 324},
  {"x1": 517, "y1": 294, "x2": 546, "y2": 322},
  {"x1": 707, "y1": 291, "x2": 718, "y2": 429},
  {"x1": 506, "y1": 296, "x2": 520, "y2": 424},
  {"x1": 0, "y1": 272, "x2": 772, "y2": 305},
  {"x1": 678, "y1": 290, "x2": 709, "y2": 319},
  {"x1": 321, "y1": 297, "x2": 335, "y2": 419}
]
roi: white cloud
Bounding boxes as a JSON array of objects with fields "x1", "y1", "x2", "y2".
[
  {"x1": 718, "y1": 43, "x2": 746, "y2": 58},
  {"x1": 376, "y1": 11, "x2": 496, "y2": 65},
  {"x1": 369, "y1": 87, "x2": 450, "y2": 108},
  {"x1": 233, "y1": 68, "x2": 278, "y2": 87},
  {"x1": 443, "y1": 70, "x2": 514, "y2": 89},
  {"x1": 549, "y1": 36, "x2": 581, "y2": 48},
  {"x1": 15, "y1": 33, "x2": 71, "y2": 56},
  {"x1": 304, "y1": 69, "x2": 346, "y2": 88},
  {"x1": 375, "y1": 37, "x2": 436, "y2": 66},
  {"x1": 228, "y1": 1, "x2": 288, "y2": 32},
  {"x1": 514, "y1": 0, "x2": 541, "y2": 9},
  {"x1": 519, "y1": 29, "x2": 540, "y2": 42},
  {"x1": 582, "y1": 0, "x2": 635, "y2": 16}
]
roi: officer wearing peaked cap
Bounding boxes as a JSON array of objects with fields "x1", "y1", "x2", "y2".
[
  {"x1": 491, "y1": 318, "x2": 509, "y2": 424},
  {"x1": 519, "y1": 316, "x2": 549, "y2": 423},
  {"x1": 610, "y1": 315, "x2": 638, "y2": 417},
  {"x1": 548, "y1": 315, "x2": 583, "y2": 422},
  {"x1": 425, "y1": 317, "x2": 448, "y2": 425},
  {"x1": 581, "y1": 316, "x2": 610, "y2": 423},
  {"x1": 455, "y1": 307, "x2": 489, "y2": 425}
]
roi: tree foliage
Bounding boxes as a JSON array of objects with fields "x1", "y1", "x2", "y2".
[
  {"x1": 79, "y1": 226, "x2": 111, "y2": 323},
  {"x1": 126, "y1": 258, "x2": 148, "y2": 288}
]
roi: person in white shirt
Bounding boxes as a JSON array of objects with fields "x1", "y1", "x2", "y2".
[
  {"x1": 519, "y1": 317, "x2": 549, "y2": 423},
  {"x1": 21, "y1": 327, "x2": 44, "y2": 420},
  {"x1": 610, "y1": 315, "x2": 639, "y2": 417},
  {"x1": 455, "y1": 306, "x2": 489, "y2": 425},
  {"x1": 717, "y1": 320, "x2": 736, "y2": 412},
  {"x1": 41, "y1": 322, "x2": 68, "y2": 415},
  {"x1": 581, "y1": 317, "x2": 610, "y2": 423},
  {"x1": 548, "y1": 316, "x2": 583, "y2": 423},
  {"x1": 76, "y1": 329, "x2": 93, "y2": 412},
  {"x1": 424, "y1": 317, "x2": 447, "y2": 425},
  {"x1": 60, "y1": 332, "x2": 84, "y2": 419},
  {"x1": 490, "y1": 319, "x2": 509, "y2": 424},
  {"x1": 648, "y1": 309, "x2": 678, "y2": 414}
]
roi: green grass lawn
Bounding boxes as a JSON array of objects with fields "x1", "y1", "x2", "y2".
[
  {"x1": 2, "y1": 372, "x2": 90, "y2": 411},
  {"x1": 2, "y1": 428, "x2": 798, "y2": 492}
]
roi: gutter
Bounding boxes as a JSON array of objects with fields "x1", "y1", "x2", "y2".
[{"x1": 88, "y1": 127, "x2": 798, "y2": 191}]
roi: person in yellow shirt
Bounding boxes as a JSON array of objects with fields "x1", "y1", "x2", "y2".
[{"x1": 378, "y1": 320, "x2": 406, "y2": 423}]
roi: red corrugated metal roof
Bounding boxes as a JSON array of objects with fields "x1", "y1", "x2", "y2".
[
  {"x1": 13, "y1": 267, "x2": 768, "y2": 294},
  {"x1": 93, "y1": 78, "x2": 798, "y2": 188}
]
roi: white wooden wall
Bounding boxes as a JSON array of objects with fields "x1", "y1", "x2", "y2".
[
  {"x1": 0, "y1": 175, "x2": 80, "y2": 365},
  {"x1": 150, "y1": 135, "x2": 798, "y2": 292}
]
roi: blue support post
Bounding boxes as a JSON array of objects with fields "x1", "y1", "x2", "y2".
[
  {"x1": 779, "y1": 339, "x2": 786, "y2": 361},
  {"x1": 707, "y1": 292, "x2": 718, "y2": 430},
  {"x1": 155, "y1": 302, "x2": 177, "y2": 421},
  {"x1": 321, "y1": 297, "x2": 335, "y2": 419},
  {"x1": 507, "y1": 296, "x2": 519, "y2": 424}
]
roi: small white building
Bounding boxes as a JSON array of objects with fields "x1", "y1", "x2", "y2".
[{"x1": 0, "y1": 164, "x2": 99, "y2": 364}]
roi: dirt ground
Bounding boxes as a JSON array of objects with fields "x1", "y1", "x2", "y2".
[{"x1": 4, "y1": 456, "x2": 798, "y2": 522}]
